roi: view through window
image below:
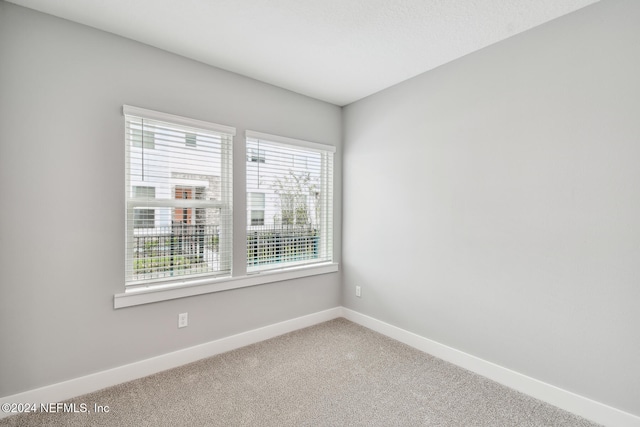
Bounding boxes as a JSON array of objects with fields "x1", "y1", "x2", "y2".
[
  {"x1": 124, "y1": 106, "x2": 234, "y2": 287},
  {"x1": 246, "y1": 132, "x2": 334, "y2": 272}
]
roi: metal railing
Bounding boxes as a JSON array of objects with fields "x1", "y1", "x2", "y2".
[
  {"x1": 133, "y1": 223, "x2": 220, "y2": 278},
  {"x1": 133, "y1": 224, "x2": 320, "y2": 278},
  {"x1": 247, "y1": 225, "x2": 319, "y2": 267}
]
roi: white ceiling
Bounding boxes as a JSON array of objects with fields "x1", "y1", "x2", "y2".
[{"x1": 8, "y1": 0, "x2": 598, "y2": 106}]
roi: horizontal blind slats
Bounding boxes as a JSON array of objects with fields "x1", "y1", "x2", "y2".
[
  {"x1": 246, "y1": 135, "x2": 334, "y2": 272},
  {"x1": 125, "y1": 108, "x2": 234, "y2": 287}
]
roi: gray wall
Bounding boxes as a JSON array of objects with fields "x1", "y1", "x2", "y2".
[
  {"x1": 2, "y1": 0, "x2": 639, "y2": 418},
  {"x1": 0, "y1": 2, "x2": 341, "y2": 396},
  {"x1": 343, "y1": 0, "x2": 639, "y2": 416}
]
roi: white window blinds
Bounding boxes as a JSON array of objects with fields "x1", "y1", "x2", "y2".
[
  {"x1": 124, "y1": 106, "x2": 234, "y2": 287},
  {"x1": 246, "y1": 131, "x2": 334, "y2": 272}
]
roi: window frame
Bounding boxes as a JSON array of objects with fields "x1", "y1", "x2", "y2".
[
  {"x1": 123, "y1": 105, "x2": 235, "y2": 290},
  {"x1": 245, "y1": 130, "x2": 335, "y2": 274}
]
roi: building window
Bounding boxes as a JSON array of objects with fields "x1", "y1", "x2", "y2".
[
  {"x1": 133, "y1": 186, "x2": 155, "y2": 228},
  {"x1": 132, "y1": 128, "x2": 155, "y2": 149},
  {"x1": 124, "y1": 105, "x2": 234, "y2": 288},
  {"x1": 248, "y1": 192, "x2": 265, "y2": 226},
  {"x1": 185, "y1": 132, "x2": 197, "y2": 148},
  {"x1": 246, "y1": 131, "x2": 334, "y2": 272},
  {"x1": 247, "y1": 148, "x2": 266, "y2": 163}
]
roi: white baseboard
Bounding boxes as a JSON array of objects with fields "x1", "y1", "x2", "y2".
[
  {"x1": 3, "y1": 306, "x2": 637, "y2": 426},
  {"x1": 341, "y1": 308, "x2": 640, "y2": 427},
  {"x1": 0, "y1": 307, "x2": 342, "y2": 419}
]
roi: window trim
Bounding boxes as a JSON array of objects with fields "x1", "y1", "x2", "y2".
[
  {"x1": 115, "y1": 262, "x2": 339, "y2": 308},
  {"x1": 245, "y1": 130, "x2": 337, "y2": 154},
  {"x1": 123, "y1": 105, "x2": 236, "y2": 136}
]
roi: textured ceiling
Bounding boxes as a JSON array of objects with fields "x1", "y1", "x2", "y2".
[{"x1": 7, "y1": 0, "x2": 599, "y2": 106}]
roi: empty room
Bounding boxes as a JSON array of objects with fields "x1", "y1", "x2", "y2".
[{"x1": 0, "y1": 0, "x2": 638, "y2": 425}]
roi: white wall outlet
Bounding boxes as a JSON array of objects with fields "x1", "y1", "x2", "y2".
[
  {"x1": 178, "y1": 312, "x2": 188, "y2": 328},
  {"x1": 355, "y1": 286, "x2": 361, "y2": 297}
]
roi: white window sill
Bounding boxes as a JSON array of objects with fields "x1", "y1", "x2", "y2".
[{"x1": 114, "y1": 262, "x2": 339, "y2": 309}]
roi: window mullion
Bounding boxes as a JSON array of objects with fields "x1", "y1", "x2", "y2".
[{"x1": 219, "y1": 134, "x2": 233, "y2": 274}]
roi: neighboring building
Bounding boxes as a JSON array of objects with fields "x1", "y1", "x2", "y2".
[{"x1": 246, "y1": 142, "x2": 322, "y2": 230}]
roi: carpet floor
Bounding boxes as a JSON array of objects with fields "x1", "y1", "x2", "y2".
[{"x1": 1, "y1": 318, "x2": 600, "y2": 426}]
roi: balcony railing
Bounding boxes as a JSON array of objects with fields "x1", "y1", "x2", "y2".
[
  {"x1": 132, "y1": 224, "x2": 320, "y2": 279},
  {"x1": 247, "y1": 225, "x2": 319, "y2": 267},
  {"x1": 132, "y1": 223, "x2": 220, "y2": 279}
]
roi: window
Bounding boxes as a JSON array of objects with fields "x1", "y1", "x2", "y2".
[
  {"x1": 173, "y1": 186, "x2": 206, "y2": 224},
  {"x1": 185, "y1": 133, "x2": 197, "y2": 148},
  {"x1": 248, "y1": 192, "x2": 265, "y2": 226},
  {"x1": 132, "y1": 128, "x2": 155, "y2": 149},
  {"x1": 124, "y1": 106, "x2": 234, "y2": 288},
  {"x1": 117, "y1": 106, "x2": 338, "y2": 308},
  {"x1": 246, "y1": 131, "x2": 334, "y2": 272},
  {"x1": 247, "y1": 148, "x2": 265, "y2": 163},
  {"x1": 133, "y1": 186, "x2": 155, "y2": 228}
]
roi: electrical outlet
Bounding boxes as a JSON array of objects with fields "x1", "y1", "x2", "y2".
[
  {"x1": 178, "y1": 312, "x2": 188, "y2": 328},
  {"x1": 355, "y1": 286, "x2": 361, "y2": 297}
]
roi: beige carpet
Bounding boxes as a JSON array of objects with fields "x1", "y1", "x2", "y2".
[{"x1": 1, "y1": 318, "x2": 600, "y2": 426}]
